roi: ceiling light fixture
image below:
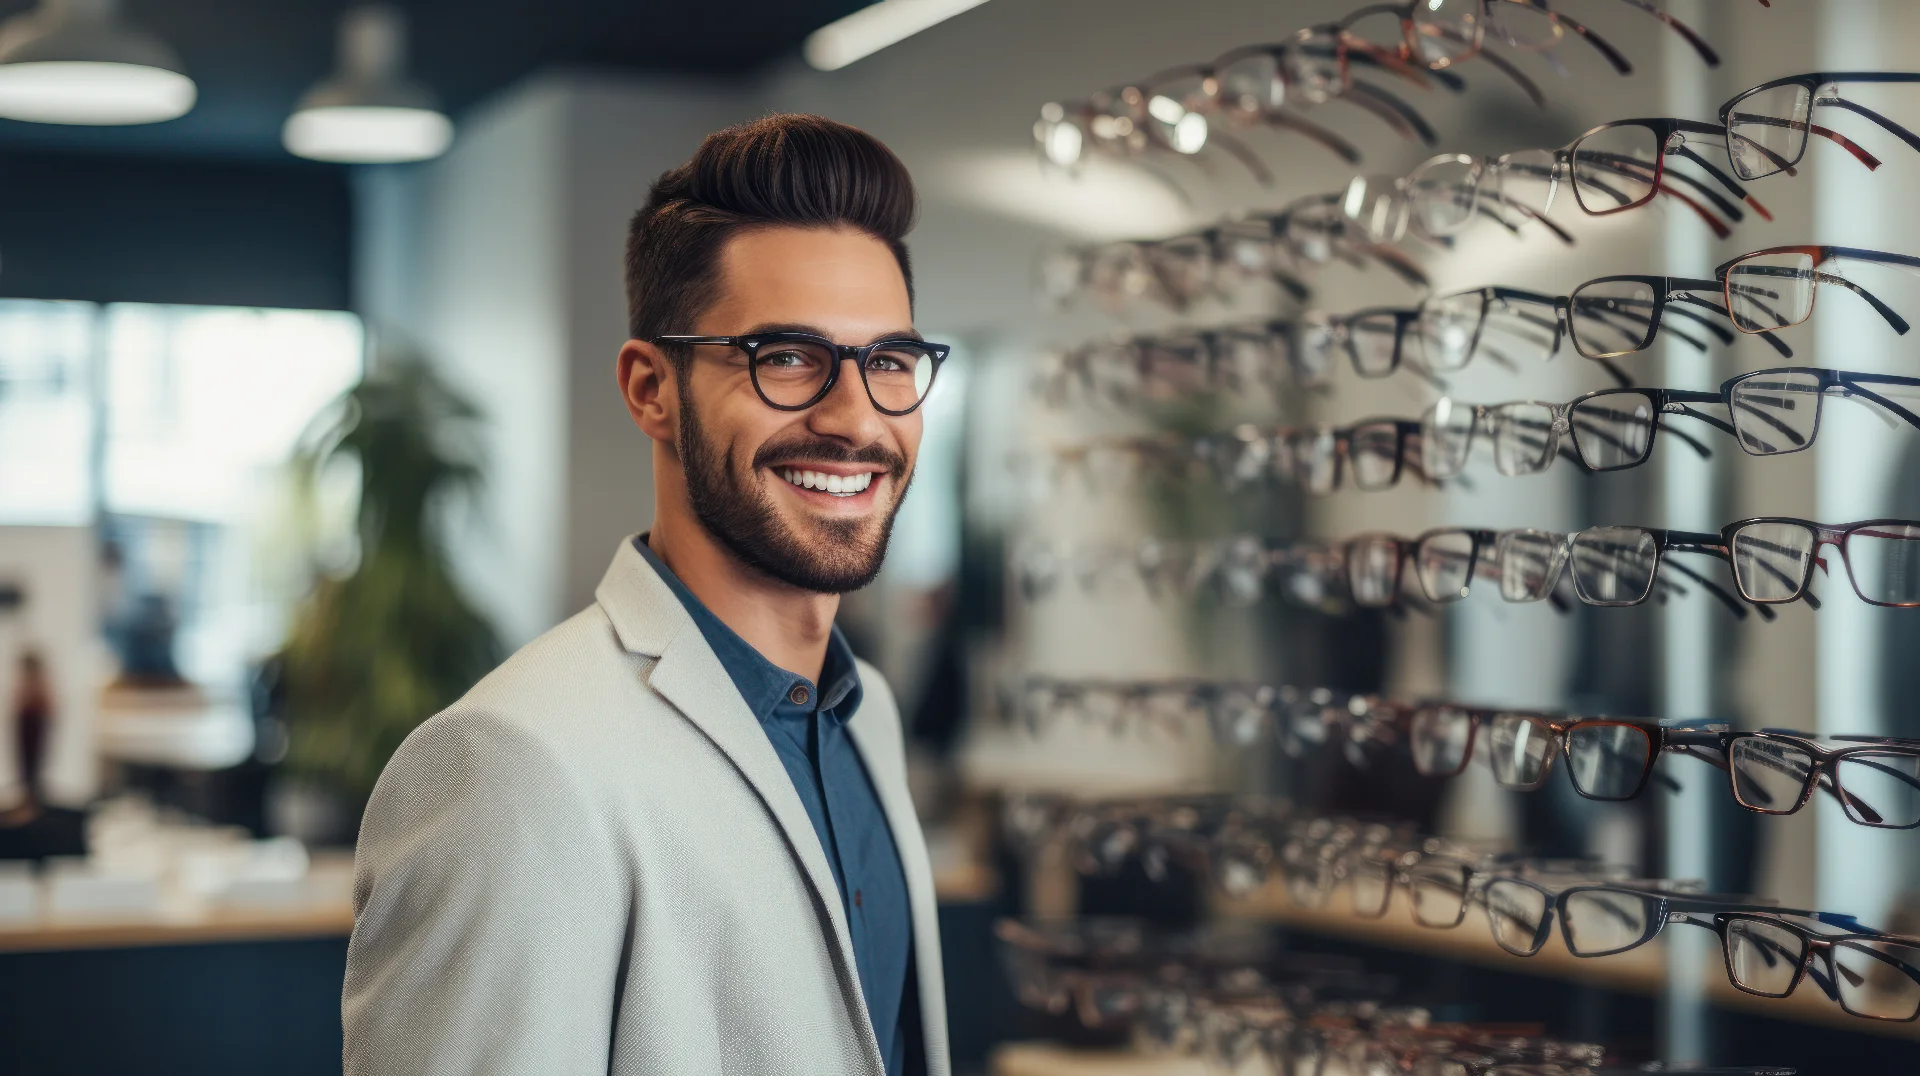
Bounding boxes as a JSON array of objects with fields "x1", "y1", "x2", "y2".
[
  {"x1": 0, "y1": 0, "x2": 196, "y2": 125},
  {"x1": 284, "y1": 5, "x2": 452, "y2": 164},
  {"x1": 804, "y1": 0, "x2": 990, "y2": 72}
]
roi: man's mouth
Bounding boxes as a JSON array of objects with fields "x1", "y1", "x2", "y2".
[{"x1": 776, "y1": 467, "x2": 876, "y2": 498}]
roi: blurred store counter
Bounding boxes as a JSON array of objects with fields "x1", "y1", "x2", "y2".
[{"x1": 0, "y1": 797, "x2": 352, "y2": 954}]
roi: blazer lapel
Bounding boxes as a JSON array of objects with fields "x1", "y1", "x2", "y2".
[
  {"x1": 595, "y1": 538, "x2": 866, "y2": 1012},
  {"x1": 846, "y1": 683, "x2": 951, "y2": 1076}
]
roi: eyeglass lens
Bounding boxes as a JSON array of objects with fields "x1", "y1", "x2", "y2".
[
  {"x1": 1729, "y1": 736, "x2": 1815, "y2": 814},
  {"x1": 1349, "y1": 422, "x2": 1404, "y2": 490},
  {"x1": 1483, "y1": 878, "x2": 1554, "y2": 957},
  {"x1": 1563, "y1": 723, "x2": 1653, "y2": 800},
  {"x1": 1570, "y1": 124, "x2": 1662, "y2": 214},
  {"x1": 1724, "y1": 916, "x2": 1808, "y2": 997},
  {"x1": 1569, "y1": 527, "x2": 1660, "y2": 604},
  {"x1": 1415, "y1": 530, "x2": 1479, "y2": 602},
  {"x1": 1567, "y1": 278, "x2": 1660, "y2": 358},
  {"x1": 1497, "y1": 530, "x2": 1564, "y2": 602},
  {"x1": 1568, "y1": 391, "x2": 1658, "y2": 470},
  {"x1": 1559, "y1": 889, "x2": 1655, "y2": 957},
  {"x1": 1725, "y1": 251, "x2": 1818, "y2": 331},
  {"x1": 1725, "y1": 82, "x2": 1815, "y2": 180},
  {"x1": 1488, "y1": 713, "x2": 1555, "y2": 789},
  {"x1": 1728, "y1": 370, "x2": 1822, "y2": 454},
  {"x1": 1410, "y1": 705, "x2": 1475, "y2": 776},
  {"x1": 1729, "y1": 521, "x2": 1817, "y2": 602},
  {"x1": 1842, "y1": 522, "x2": 1920, "y2": 606},
  {"x1": 1421, "y1": 398, "x2": 1476, "y2": 478},
  {"x1": 1495, "y1": 147, "x2": 1559, "y2": 216},
  {"x1": 1406, "y1": 157, "x2": 1482, "y2": 238},
  {"x1": 1833, "y1": 938, "x2": 1920, "y2": 1019}
]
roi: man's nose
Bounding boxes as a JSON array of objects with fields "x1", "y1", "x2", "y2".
[{"x1": 806, "y1": 359, "x2": 891, "y2": 445}]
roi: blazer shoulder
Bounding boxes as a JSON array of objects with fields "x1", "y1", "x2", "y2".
[{"x1": 437, "y1": 604, "x2": 653, "y2": 749}]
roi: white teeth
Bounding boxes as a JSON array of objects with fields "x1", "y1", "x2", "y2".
[{"x1": 777, "y1": 468, "x2": 875, "y2": 496}]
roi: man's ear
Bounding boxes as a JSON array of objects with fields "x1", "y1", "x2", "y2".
[{"x1": 618, "y1": 339, "x2": 677, "y2": 444}]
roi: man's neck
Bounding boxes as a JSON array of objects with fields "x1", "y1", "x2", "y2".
[{"x1": 647, "y1": 518, "x2": 840, "y2": 684}]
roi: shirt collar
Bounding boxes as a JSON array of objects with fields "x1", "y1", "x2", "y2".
[{"x1": 634, "y1": 536, "x2": 863, "y2": 724}]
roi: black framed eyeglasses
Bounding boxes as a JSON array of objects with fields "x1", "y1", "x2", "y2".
[
  {"x1": 1724, "y1": 517, "x2": 1920, "y2": 608},
  {"x1": 651, "y1": 331, "x2": 950, "y2": 416},
  {"x1": 1718, "y1": 71, "x2": 1920, "y2": 181}
]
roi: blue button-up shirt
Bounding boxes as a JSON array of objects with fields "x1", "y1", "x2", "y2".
[{"x1": 636, "y1": 539, "x2": 919, "y2": 1076}]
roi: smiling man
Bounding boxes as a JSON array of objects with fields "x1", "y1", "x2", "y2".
[{"x1": 342, "y1": 114, "x2": 950, "y2": 1076}]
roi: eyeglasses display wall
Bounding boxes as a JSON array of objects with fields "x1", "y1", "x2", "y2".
[{"x1": 1000, "y1": 2, "x2": 1920, "y2": 1071}]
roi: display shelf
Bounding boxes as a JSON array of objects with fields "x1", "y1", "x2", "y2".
[
  {"x1": 1216, "y1": 881, "x2": 1920, "y2": 1040},
  {"x1": 0, "y1": 900, "x2": 355, "y2": 954},
  {"x1": 991, "y1": 1042, "x2": 1213, "y2": 1076}
]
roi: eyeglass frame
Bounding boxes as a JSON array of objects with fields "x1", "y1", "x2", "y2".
[
  {"x1": 1721, "y1": 515, "x2": 1920, "y2": 608},
  {"x1": 1716, "y1": 71, "x2": 1920, "y2": 180},
  {"x1": 650, "y1": 331, "x2": 949, "y2": 416},
  {"x1": 1713, "y1": 726, "x2": 1920, "y2": 828},
  {"x1": 1335, "y1": 2, "x2": 1546, "y2": 108},
  {"x1": 1536, "y1": 525, "x2": 1772, "y2": 621},
  {"x1": 1714, "y1": 244, "x2": 1919, "y2": 336}
]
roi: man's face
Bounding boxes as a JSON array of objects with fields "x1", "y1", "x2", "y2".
[{"x1": 673, "y1": 225, "x2": 922, "y2": 593}]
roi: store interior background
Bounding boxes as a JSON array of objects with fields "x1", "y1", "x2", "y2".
[{"x1": 3, "y1": 0, "x2": 1920, "y2": 1072}]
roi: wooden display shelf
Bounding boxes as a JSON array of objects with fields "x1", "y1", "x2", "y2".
[
  {"x1": 1216, "y1": 880, "x2": 1920, "y2": 1040},
  {"x1": 0, "y1": 900, "x2": 355, "y2": 954}
]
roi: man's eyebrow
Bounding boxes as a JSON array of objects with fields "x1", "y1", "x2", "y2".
[{"x1": 741, "y1": 322, "x2": 923, "y2": 345}]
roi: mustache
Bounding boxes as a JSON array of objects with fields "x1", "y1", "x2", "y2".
[{"x1": 753, "y1": 437, "x2": 908, "y2": 478}]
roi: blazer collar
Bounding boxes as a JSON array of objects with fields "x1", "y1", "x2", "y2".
[{"x1": 594, "y1": 535, "x2": 875, "y2": 1056}]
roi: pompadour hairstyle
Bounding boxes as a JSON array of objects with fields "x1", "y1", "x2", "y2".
[{"x1": 624, "y1": 113, "x2": 918, "y2": 345}]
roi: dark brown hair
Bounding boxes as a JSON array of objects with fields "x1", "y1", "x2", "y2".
[{"x1": 625, "y1": 113, "x2": 918, "y2": 344}]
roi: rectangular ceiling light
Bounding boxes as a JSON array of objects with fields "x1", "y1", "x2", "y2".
[{"x1": 804, "y1": 0, "x2": 991, "y2": 71}]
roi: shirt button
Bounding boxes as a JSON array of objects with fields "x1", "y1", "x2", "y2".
[
  {"x1": 788, "y1": 684, "x2": 810, "y2": 706},
  {"x1": 854, "y1": 889, "x2": 863, "y2": 909}
]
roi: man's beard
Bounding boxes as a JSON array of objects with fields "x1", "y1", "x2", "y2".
[{"x1": 677, "y1": 384, "x2": 912, "y2": 594}]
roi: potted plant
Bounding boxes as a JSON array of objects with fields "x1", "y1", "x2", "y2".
[{"x1": 274, "y1": 349, "x2": 501, "y2": 826}]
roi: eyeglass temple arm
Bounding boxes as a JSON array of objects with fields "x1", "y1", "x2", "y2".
[
  {"x1": 1342, "y1": 79, "x2": 1440, "y2": 145},
  {"x1": 1538, "y1": 6, "x2": 1634, "y2": 75},
  {"x1": 1816, "y1": 93, "x2": 1920, "y2": 159},
  {"x1": 1602, "y1": 0, "x2": 1720, "y2": 67},
  {"x1": 1356, "y1": 241, "x2": 1432, "y2": 288},
  {"x1": 1267, "y1": 109, "x2": 1365, "y2": 165},
  {"x1": 1660, "y1": 545, "x2": 1774, "y2": 621},
  {"x1": 1205, "y1": 128, "x2": 1278, "y2": 186},
  {"x1": 1269, "y1": 269, "x2": 1313, "y2": 303},
  {"x1": 1727, "y1": 262, "x2": 1910, "y2": 335},
  {"x1": 1668, "y1": 140, "x2": 1775, "y2": 222},
  {"x1": 1655, "y1": 181, "x2": 1733, "y2": 241},
  {"x1": 1486, "y1": 191, "x2": 1577, "y2": 245},
  {"x1": 1665, "y1": 285, "x2": 1795, "y2": 357},
  {"x1": 1466, "y1": 37, "x2": 1548, "y2": 109},
  {"x1": 1837, "y1": 374, "x2": 1920, "y2": 435},
  {"x1": 1656, "y1": 410, "x2": 1722, "y2": 460}
]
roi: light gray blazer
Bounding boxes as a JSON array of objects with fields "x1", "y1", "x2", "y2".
[{"x1": 342, "y1": 537, "x2": 951, "y2": 1076}]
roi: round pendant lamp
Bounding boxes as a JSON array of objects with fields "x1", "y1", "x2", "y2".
[
  {"x1": 284, "y1": 6, "x2": 451, "y2": 164},
  {"x1": 0, "y1": 0, "x2": 196, "y2": 125}
]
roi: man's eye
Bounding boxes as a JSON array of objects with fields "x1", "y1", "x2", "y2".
[
  {"x1": 866, "y1": 355, "x2": 907, "y2": 373},
  {"x1": 762, "y1": 350, "x2": 811, "y2": 367}
]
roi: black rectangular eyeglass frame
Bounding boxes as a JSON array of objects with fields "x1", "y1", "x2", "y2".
[
  {"x1": 650, "y1": 332, "x2": 950, "y2": 416},
  {"x1": 1721, "y1": 516, "x2": 1920, "y2": 609},
  {"x1": 1561, "y1": 526, "x2": 1770, "y2": 621},
  {"x1": 1718, "y1": 71, "x2": 1920, "y2": 179}
]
